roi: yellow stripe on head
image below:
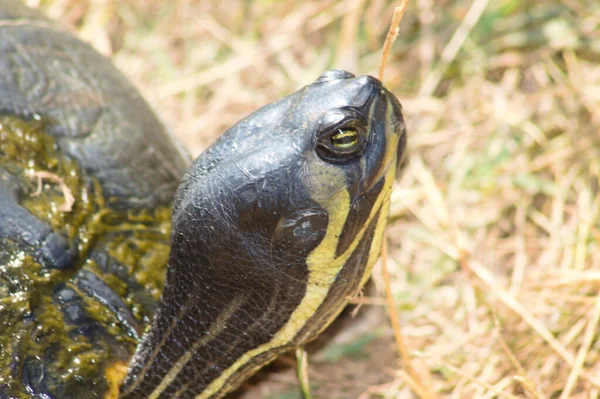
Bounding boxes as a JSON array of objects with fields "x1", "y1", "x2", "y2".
[
  {"x1": 195, "y1": 157, "x2": 396, "y2": 398},
  {"x1": 148, "y1": 296, "x2": 245, "y2": 399}
]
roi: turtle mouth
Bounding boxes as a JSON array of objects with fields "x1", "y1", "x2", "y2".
[
  {"x1": 396, "y1": 125, "x2": 408, "y2": 177},
  {"x1": 357, "y1": 88, "x2": 405, "y2": 190},
  {"x1": 391, "y1": 97, "x2": 407, "y2": 177}
]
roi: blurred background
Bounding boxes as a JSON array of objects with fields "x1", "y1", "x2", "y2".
[{"x1": 30, "y1": 0, "x2": 600, "y2": 398}]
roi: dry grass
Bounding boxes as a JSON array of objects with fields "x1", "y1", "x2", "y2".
[{"x1": 29, "y1": 0, "x2": 600, "y2": 398}]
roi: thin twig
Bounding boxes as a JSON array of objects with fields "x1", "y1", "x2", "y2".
[
  {"x1": 348, "y1": 289, "x2": 365, "y2": 317},
  {"x1": 381, "y1": 239, "x2": 437, "y2": 399},
  {"x1": 295, "y1": 348, "x2": 313, "y2": 399},
  {"x1": 559, "y1": 292, "x2": 600, "y2": 399},
  {"x1": 378, "y1": 0, "x2": 408, "y2": 81},
  {"x1": 492, "y1": 312, "x2": 546, "y2": 399},
  {"x1": 29, "y1": 170, "x2": 75, "y2": 212}
]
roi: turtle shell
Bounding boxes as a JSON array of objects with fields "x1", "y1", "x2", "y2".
[{"x1": 0, "y1": 2, "x2": 190, "y2": 398}]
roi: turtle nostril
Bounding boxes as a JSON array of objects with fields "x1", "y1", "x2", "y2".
[{"x1": 315, "y1": 69, "x2": 356, "y2": 84}]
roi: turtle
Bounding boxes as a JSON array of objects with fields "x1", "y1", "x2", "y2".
[{"x1": 0, "y1": 1, "x2": 407, "y2": 398}]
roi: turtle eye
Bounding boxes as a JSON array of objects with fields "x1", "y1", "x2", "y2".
[
  {"x1": 331, "y1": 129, "x2": 358, "y2": 149},
  {"x1": 315, "y1": 109, "x2": 368, "y2": 163}
]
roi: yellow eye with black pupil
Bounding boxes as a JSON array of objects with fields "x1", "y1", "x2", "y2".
[{"x1": 331, "y1": 129, "x2": 358, "y2": 149}]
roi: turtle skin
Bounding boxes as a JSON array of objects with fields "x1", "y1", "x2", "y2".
[{"x1": 0, "y1": 2, "x2": 190, "y2": 398}]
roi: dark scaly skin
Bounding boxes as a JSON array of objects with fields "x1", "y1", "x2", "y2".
[
  {"x1": 1, "y1": 3, "x2": 407, "y2": 399},
  {"x1": 0, "y1": 2, "x2": 188, "y2": 398},
  {"x1": 121, "y1": 72, "x2": 406, "y2": 399}
]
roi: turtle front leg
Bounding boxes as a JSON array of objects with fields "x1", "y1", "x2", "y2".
[{"x1": 0, "y1": 175, "x2": 76, "y2": 270}]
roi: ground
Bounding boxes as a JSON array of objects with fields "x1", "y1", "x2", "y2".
[{"x1": 30, "y1": 0, "x2": 600, "y2": 398}]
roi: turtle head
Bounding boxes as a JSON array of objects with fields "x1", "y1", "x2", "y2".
[{"x1": 121, "y1": 70, "x2": 406, "y2": 399}]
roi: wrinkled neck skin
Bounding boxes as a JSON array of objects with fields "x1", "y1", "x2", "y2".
[
  {"x1": 121, "y1": 150, "x2": 320, "y2": 399},
  {"x1": 120, "y1": 71, "x2": 406, "y2": 399}
]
